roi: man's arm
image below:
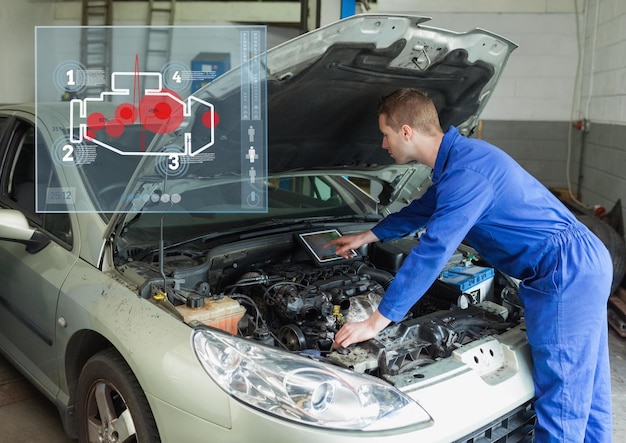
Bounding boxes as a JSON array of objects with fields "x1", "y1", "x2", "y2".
[{"x1": 372, "y1": 185, "x2": 436, "y2": 241}]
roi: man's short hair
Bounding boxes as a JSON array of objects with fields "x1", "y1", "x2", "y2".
[{"x1": 378, "y1": 88, "x2": 442, "y2": 136}]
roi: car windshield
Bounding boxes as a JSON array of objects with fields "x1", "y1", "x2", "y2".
[
  {"x1": 73, "y1": 125, "x2": 154, "y2": 213},
  {"x1": 66, "y1": 116, "x2": 382, "y2": 250},
  {"x1": 117, "y1": 173, "x2": 379, "y2": 248}
]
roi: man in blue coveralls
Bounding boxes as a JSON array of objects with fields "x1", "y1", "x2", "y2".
[{"x1": 327, "y1": 89, "x2": 613, "y2": 441}]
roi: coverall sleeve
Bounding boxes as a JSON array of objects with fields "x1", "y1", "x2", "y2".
[
  {"x1": 378, "y1": 167, "x2": 495, "y2": 321},
  {"x1": 372, "y1": 185, "x2": 437, "y2": 241}
]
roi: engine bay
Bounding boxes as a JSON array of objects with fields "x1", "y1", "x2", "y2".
[{"x1": 116, "y1": 227, "x2": 524, "y2": 380}]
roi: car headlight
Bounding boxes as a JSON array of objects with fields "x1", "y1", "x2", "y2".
[{"x1": 192, "y1": 328, "x2": 432, "y2": 432}]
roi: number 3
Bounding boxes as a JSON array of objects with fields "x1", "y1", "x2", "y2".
[{"x1": 168, "y1": 154, "x2": 180, "y2": 170}]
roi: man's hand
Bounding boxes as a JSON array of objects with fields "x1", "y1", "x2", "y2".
[
  {"x1": 334, "y1": 310, "x2": 391, "y2": 348},
  {"x1": 323, "y1": 230, "x2": 380, "y2": 258}
]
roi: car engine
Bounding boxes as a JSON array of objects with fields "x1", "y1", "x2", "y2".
[{"x1": 116, "y1": 229, "x2": 524, "y2": 379}]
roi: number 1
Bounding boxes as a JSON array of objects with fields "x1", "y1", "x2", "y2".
[{"x1": 66, "y1": 69, "x2": 75, "y2": 86}]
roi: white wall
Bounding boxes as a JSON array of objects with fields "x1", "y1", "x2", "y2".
[
  {"x1": 574, "y1": 0, "x2": 626, "y2": 218},
  {"x1": 579, "y1": 0, "x2": 626, "y2": 125},
  {"x1": 1, "y1": 0, "x2": 55, "y2": 103},
  {"x1": 377, "y1": 0, "x2": 582, "y2": 122},
  {"x1": 1, "y1": 1, "x2": 302, "y2": 104},
  {"x1": 4, "y1": 0, "x2": 624, "y2": 127},
  {"x1": 377, "y1": 0, "x2": 626, "y2": 127}
]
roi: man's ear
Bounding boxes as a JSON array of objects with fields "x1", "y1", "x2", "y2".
[{"x1": 401, "y1": 124, "x2": 413, "y2": 140}]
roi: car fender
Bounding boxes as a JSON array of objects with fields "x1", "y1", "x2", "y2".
[{"x1": 54, "y1": 258, "x2": 233, "y2": 431}]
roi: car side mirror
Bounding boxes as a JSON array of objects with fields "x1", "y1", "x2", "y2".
[{"x1": 0, "y1": 209, "x2": 50, "y2": 253}]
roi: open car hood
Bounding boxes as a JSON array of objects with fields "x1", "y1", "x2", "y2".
[
  {"x1": 170, "y1": 14, "x2": 515, "y2": 171},
  {"x1": 197, "y1": 14, "x2": 517, "y2": 173},
  {"x1": 261, "y1": 14, "x2": 516, "y2": 172}
]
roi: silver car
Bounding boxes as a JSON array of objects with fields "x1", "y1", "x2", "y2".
[{"x1": 0, "y1": 14, "x2": 535, "y2": 443}]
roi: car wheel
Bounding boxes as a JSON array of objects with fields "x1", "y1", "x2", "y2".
[{"x1": 76, "y1": 348, "x2": 160, "y2": 443}]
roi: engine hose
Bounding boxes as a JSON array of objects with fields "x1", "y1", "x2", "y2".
[{"x1": 352, "y1": 263, "x2": 394, "y2": 289}]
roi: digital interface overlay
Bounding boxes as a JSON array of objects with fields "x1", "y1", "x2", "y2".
[{"x1": 35, "y1": 26, "x2": 267, "y2": 213}]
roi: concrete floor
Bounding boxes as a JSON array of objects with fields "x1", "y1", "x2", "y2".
[{"x1": 1, "y1": 330, "x2": 626, "y2": 442}]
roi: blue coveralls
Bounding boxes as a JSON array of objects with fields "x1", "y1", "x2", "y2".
[{"x1": 372, "y1": 126, "x2": 613, "y2": 442}]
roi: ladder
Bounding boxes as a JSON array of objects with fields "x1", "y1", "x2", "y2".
[
  {"x1": 80, "y1": 0, "x2": 113, "y2": 98},
  {"x1": 145, "y1": 0, "x2": 177, "y2": 72}
]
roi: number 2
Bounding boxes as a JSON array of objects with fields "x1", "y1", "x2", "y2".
[{"x1": 62, "y1": 144, "x2": 74, "y2": 162}]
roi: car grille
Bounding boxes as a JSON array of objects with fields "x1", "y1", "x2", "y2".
[{"x1": 454, "y1": 400, "x2": 536, "y2": 443}]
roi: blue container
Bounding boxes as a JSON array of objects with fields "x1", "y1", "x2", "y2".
[
  {"x1": 440, "y1": 265, "x2": 494, "y2": 303},
  {"x1": 191, "y1": 52, "x2": 231, "y2": 93}
]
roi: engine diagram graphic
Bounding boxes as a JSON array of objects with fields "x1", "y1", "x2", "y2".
[
  {"x1": 36, "y1": 25, "x2": 267, "y2": 214},
  {"x1": 69, "y1": 71, "x2": 217, "y2": 157}
]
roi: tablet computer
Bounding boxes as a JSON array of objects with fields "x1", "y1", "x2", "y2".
[{"x1": 297, "y1": 229, "x2": 358, "y2": 265}]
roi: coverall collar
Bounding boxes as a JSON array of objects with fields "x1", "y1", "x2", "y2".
[{"x1": 432, "y1": 125, "x2": 460, "y2": 185}]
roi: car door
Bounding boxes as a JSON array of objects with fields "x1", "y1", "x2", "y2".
[{"x1": 0, "y1": 116, "x2": 78, "y2": 396}]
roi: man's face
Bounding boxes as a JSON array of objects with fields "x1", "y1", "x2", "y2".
[{"x1": 379, "y1": 114, "x2": 412, "y2": 164}]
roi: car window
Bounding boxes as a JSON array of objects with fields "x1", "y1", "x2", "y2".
[
  {"x1": 269, "y1": 176, "x2": 345, "y2": 207},
  {"x1": 9, "y1": 128, "x2": 36, "y2": 211},
  {"x1": 2, "y1": 122, "x2": 73, "y2": 247}
]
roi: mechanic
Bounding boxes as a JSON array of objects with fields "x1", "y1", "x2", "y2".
[{"x1": 325, "y1": 88, "x2": 613, "y2": 442}]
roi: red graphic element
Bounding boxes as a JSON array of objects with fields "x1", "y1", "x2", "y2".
[
  {"x1": 154, "y1": 102, "x2": 172, "y2": 120},
  {"x1": 139, "y1": 89, "x2": 185, "y2": 134},
  {"x1": 202, "y1": 110, "x2": 220, "y2": 128},
  {"x1": 87, "y1": 112, "x2": 106, "y2": 131},
  {"x1": 134, "y1": 54, "x2": 144, "y2": 150},
  {"x1": 105, "y1": 119, "x2": 125, "y2": 137},
  {"x1": 115, "y1": 103, "x2": 137, "y2": 125},
  {"x1": 86, "y1": 129, "x2": 96, "y2": 139}
]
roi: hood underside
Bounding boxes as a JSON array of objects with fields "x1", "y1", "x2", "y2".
[
  {"x1": 199, "y1": 14, "x2": 517, "y2": 173},
  {"x1": 266, "y1": 43, "x2": 496, "y2": 171}
]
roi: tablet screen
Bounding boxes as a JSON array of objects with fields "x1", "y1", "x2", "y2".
[{"x1": 297, "y1": 229, "x2": 357, "y2": 264}]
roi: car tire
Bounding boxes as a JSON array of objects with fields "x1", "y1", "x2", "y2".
[{"x1": 76, "y1": 348, "x2": 161, "y2": 443}]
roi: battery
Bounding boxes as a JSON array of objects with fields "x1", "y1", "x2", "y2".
[{"x1": 439, "y1": 264, "x2": 494, "y2": 304}]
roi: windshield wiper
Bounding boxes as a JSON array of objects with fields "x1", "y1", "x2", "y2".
[
  {"x1": 230, "y1": 213, "x2": 382, "y2": 241},
  {"x1": 254, "y1": 213, "x2": 381, "y2": 227}
]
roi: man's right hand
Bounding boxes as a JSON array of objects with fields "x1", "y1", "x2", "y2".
[
  {"x1": 323, "y1": 230, "x2": 380, "y2": 258},
  {"x1": 333, "y1": 310, "x2": 392, "y2": 348}
]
